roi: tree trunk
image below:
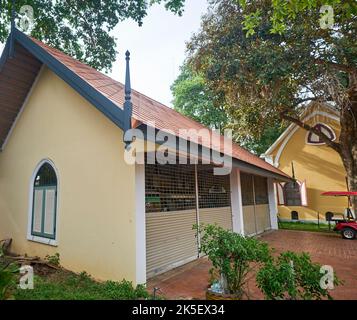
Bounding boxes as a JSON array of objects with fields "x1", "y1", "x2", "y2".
[{"x1": 339, "y1": 93, "x2": 357, "y2": 216}]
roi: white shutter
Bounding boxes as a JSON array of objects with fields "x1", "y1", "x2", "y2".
[
  {"x1": 146, "y1": 210, "x2": 198, "y2": 278},
  {"x1": 276, "y1": 183, "x2": 285, "y2": 205},
  {"x1": 300, "y1": 181, "x2": 308, "y2": 206},
  {"x1": 44, "y1": 189, "x2": 56, "y2": 235},
  {"x1": 32, "y1": 189, "x2": 43, "y2": 233},
  {"x1": 199, "y1": 207, "x2": 232, "y2": 230}
]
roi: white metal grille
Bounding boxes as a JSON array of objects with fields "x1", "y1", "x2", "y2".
[
  {"x1": 197, "y1": 166, "x2": 231, "y2": 209},
  {"x1": 241, "y1": 172, "x2": 268, "y2": 205},
  {"x1": 145, "y1": 162, "x2": 231, "y2": 213},
  {"x1": 145, "y1": 163, "x2": 196, "y2": 213}
]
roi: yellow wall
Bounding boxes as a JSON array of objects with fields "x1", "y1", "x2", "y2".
[
  {"x1": 0, "y1": 67, "x2": 138, "y2": 282},
  {"x1": 269, "y1": 108, "x2": 347, "y2": 221}
]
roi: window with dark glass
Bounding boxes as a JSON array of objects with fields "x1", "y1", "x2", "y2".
[
  {"x1": 241, "y1": 172, "x2": 254, "y2": 206},
  {"x1": 254, "y1": 176, "x2": 269, "y2": 205},
  {"x1": 283, "y1": 182, "x2": 302, "y2": 206},
  {"x1": 31, "y1": 163, "x2": 57, "y2": 239}
]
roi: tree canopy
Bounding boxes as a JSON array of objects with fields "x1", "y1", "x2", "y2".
[
  {"x1": 171, "y1": 64, "x2": 229, "y2": 130},
  {"x1": 187, "y1": 0, "x2": 357, "y2": 201},
  {"x1": 0, "y1": 0, "x2": 186, "y2": 71},
  {"x1": 171, "y1": 63, "x2": 285, "y2": 155}
]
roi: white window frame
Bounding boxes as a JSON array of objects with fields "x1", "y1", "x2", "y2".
[
  {"x1": 27, "y1": 159, "x2": 59, "y2": 246},
  {"x1": 305, "y1": 122, "x2": 336, "y2": 146}
]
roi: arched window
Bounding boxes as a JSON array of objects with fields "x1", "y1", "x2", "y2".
[
  {"x1": 307, "y1": 123, "x2": 336, "y2": 145},
  {"x1": 283, "y1": 182, "x2": 302, "y2": 206},
  {"x1": 31, "y1": 162, "x2": 58, "y2": 240}
]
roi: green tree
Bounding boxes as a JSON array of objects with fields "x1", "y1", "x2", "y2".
[
  {"x1": 0, "y1": 0, "x2": 186, "y2": 71},
  {"x1": 188, "y1": 0, "x2": 357, "y2": 209},
  {"x1": 171, "y1": 63, "x2": 285, "y2": 154},
  {"x1": 171, "y1": 64, "x2": 229, "y2": 130}
]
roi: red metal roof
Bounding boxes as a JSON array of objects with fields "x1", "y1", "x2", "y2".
[{"x1": 29, "y1": 37, "x2": 289, "y2": 179}]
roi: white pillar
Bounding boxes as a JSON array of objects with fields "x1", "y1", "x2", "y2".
[
  {"x1": 135, "y1": 163, "x2": 146, "y2": 284},
  {"x1": 268, "y1": 178, "x2": 278, "y2": 230},
  {"x1": 230, "y1": 168, "x2": 244, "y2": 235}
]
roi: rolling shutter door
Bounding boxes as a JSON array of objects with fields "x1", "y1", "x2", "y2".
[
  {"x1": 145, "y1": 163, "x2": 233, "y2": 279},
  {"x1": 243, "y1": 205, "x2": 256, "y2": 235},
  {"x1": 145, "y1": 164, "x2": 198, "y2": 278},
  {"x1": 146, "y1": 210, "x2": 198, "y2": 278},
  {"x1": 254, "y1": 176, "x2": 271, "y2": 233},
  {"x1": 255, "y1": 205, "x2": 271, "y2": 234},
  {"x1": 199, "y1": 207, "x2": 232, "y2": 230},
  {"x1": 241, "y1": 173, "x2": 271, "y2": 235},
  {"x1": 197, "y1": 166, "x2": 232, "y2": 231}
]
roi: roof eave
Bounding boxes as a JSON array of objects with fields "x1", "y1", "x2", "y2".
[{"x1": 138, "y1": 123, "x2": 292, "y2": 181}]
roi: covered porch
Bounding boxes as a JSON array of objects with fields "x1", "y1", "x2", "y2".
[{"x1": 135, "y1": 153, "x2": 287, "y2": 284}]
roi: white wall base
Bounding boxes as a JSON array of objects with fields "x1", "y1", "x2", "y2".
[
  {"x1": 268, "y1": 178, "x2": 278, "y2": 230},
  {"x1": 135, "y1": 163, "x2": 146, "y2": 285},
  {"x1": 230, "y1": 168, "x2": 244, "y2": 235}
]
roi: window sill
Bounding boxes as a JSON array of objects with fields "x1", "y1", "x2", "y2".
[{"x1": 27, "y1": 235, "x2": 58, "y2": 247}]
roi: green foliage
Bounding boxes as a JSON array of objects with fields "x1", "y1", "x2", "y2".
[
  {"x1": 14, "y1": 269, "x2": 150, "y2": 300},
  {"x1": 188, "y1": 0, "x2": 357, "y2": 153},
  {"x1": 238, "y1": 0, "x2": 357, "y2": 35},
  {"x1": 171, "y1": 63, "x2": 286, "y2": 154},
  {"x1": 102, "y1": 280, "x2": 149, "y2": 300},
  {"x1": 230, "y1": 122, "x2": 285, "y2": 155},
  {"x1": 45, "y1": 253, "x2": 60, "y2": 266},
  {"x1": 257, "y1": 251, "x2": 340, "y2": 300},
  {"x1": 197, "y1": 224, "x2": 271, "y2": 297},
  {"x1": 0, "y1": 261, "x2": 18, "y2": 300},
  {"x1": 279, "y1": 221, "x2": 332, "y2": 233},
  {"x1": 0, "y1": 0, "x2": 186, "y2": 71},
  {"x1": 171, "y1": 63, "x2": 229, "y2": 131}
]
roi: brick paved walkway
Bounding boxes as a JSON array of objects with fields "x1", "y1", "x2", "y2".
[{"x1": 147, "y1": 230, "x2": 357, "y2": 300}]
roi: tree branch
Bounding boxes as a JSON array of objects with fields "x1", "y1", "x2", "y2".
[
  {"x1": 280, "y1": 111, "x2": 342, "y2": 154},
  {"x1": 314, "y1": 59, "x2": 357, "y2": 74},
  {"x1": 292, "y1": 97, "x2": 319, "y2": 107}
]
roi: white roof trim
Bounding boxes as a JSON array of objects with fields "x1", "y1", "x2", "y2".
[
  {"x1": 264, "y1": 110, "x2": 340, "y2": 167},
  {"x1": 264, "y1": 108, "x2": 340, "y2": 156},
  {"x1": 305, "y1": 122, "x2": 337, "y2": 145}
]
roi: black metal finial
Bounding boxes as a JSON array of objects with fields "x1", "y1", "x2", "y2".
[
  {"x1": 123, "y1": 50, "x2": 133, "y2": 148},
  {"x1": 125, "y1": 50, "x2": 131, "y2": 102},
  {"x1": 291, "y1": 161, "x2": 296, "y2": 181},
  {"x1": 9, "y1": 0, "x2": 16, "y2": 58}
]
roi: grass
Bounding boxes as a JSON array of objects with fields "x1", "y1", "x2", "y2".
[
  {"x1": 278, "y1": 221, "x2": 334, "y2": 233},
  {"x1": 12, "y1": 268, "x2": 152, "y2": 300}
]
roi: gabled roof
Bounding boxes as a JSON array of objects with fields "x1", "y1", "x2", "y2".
[
  {"x1": 0, "y1": 29, "x2": 290, "y2": 181},
  {"x1": 264, "y1": 102, "x2": 340, "y2": 157}
]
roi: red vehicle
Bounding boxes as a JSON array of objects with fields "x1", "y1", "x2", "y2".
[{"x1": 321, "y1": 191, "x2": 357, "y2": 240}]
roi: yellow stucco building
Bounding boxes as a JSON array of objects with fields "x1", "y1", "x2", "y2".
[
  {"x1": 0, "y1": 30, "x2": 290, "y2": 284},
  {"x1": 264, "y1": 103, "x2": 348, "y2": 223}
]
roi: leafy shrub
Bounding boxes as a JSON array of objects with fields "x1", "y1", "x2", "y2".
[
  {"x1": 198, "y1": 224, "x2": 271, "y2": 298},
  {"x1": 14, "y1": 268, "x2": 151, "y2": 300},
  {"x1": 45, "y1": 253, "x2": 60, "y2": 266},
  {"x1": 103, "y1": 280, "x2": 149, "y2": 300},
  {"x1": 0, "y1": 261, "x2": 18, "y2": 300},
  {"x1": 256, "y1": 251, "x2": 341, "y2": 300}
]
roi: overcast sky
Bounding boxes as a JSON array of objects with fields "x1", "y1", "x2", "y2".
[
  {"x1": 110, "y1": 0, "x2": 208, "y2": 106},
  {"x1": 0, "y1": 0, "x2": 208, "y2": 107}
]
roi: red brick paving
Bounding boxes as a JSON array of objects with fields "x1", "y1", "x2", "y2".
[{"x1": 147, "y1": 230, "x2": 357, "y2": 300}]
